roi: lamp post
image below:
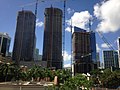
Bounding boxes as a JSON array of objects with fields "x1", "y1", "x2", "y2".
[{"x1": 72, "y1": 60, "x2": 75, "y2": 77}]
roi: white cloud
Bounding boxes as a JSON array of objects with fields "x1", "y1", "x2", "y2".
[
  {"x1": 67, "y1": 8, "x2": 74, "y2": 14},
  {"x1": 96, "y1": 44, "x2": 101, "y2": 52},
  {"x1": 65, "y1": 26, "x2": 74, "y2": 33},
  {"x1": 36, "y1": 19, "x2": 44, "y2": 27},
  {"x1": 94, "y1": 3, "x2": 101, "y2": 18},
  {"x1": 94, "y1": 0, "x2": 120, "y2": 33},
  {"x1": 64, "y1": 63, "x2": 71, "y2": 68},
  {"x1": 63, "y1": 51, "x2": 71, "y2": 61},
  {"x1": 101, "y1": 43, "x2": 112, "y2": 49},
  {"x1": 65, "y1": 27, "x2": 71, "y2": 32},
  {"x1": 66, "y1": 11, "x2": 92, "y2": 32}
]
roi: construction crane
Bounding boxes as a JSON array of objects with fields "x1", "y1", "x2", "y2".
[
  {"x1": 97, "y1": 30, "x2": 115, "y2": 50},
  {"x1": 20, "y1": 0, "x2": 67, "y2": 68},
  {"x1": 89, "y1": 18, "x2": 115, "y2": 51},
  {"x1": 20, "y1": 0, "x2": 45, "y2": 18},
  {"x1": 20, "y1": 0, "x2": 66, "y2": 19},
  {"x1": 63, "y1": 0, "x2": 66, "y2": 67}
]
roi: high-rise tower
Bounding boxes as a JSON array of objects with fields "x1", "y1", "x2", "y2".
[
  {"x1": 42, "y1": 7, "x2": 63, "y2": 69},
  {"x1": 118, "y1": 37, "x2": 120, "y2": 68},
  {"x1": 12, "y1": 10, "x2": 36, "y2": 64},
  {"x1": 0, "y1": 33, "x2": 11, "y2": 57},
  {"x1": 72, "y1": 26, "x2": 97, "y2": 74}
]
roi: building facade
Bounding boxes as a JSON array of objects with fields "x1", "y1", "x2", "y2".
[
  {"x1": 12, "y1": 10, "x2": 36, "y2": 64},
  {"x1": 42, "y1": 7, "x2": 63, "y2": 69},
  {"x1": 118, "y1": 37, "x2": 120, "y2": 68},
  {"x1": 90, "y1": 31, "x2": 97, "y2": 64},
  {"x1": 72, "y1": 27, "x2": 97, "y2": 74},
  {"x1": 0, "y1": 33, "x2": 11, "y2": 57},
  {"x1": 103, "y1": 50, "x2": 119, "y2": 69},
  {"x1": 34, "y1": 48, "x2": 39, "y2": 61},
  {"x1": 34, "y1": 48, "x2": 42, "y2": 61},
  {"x1": 96, "y1": 52, "x2": 100, "y2": 68}
]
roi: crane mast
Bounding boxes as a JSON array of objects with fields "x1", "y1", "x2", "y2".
[
  {"x1": 62, "y1": 0, "x2": 66, "y2": 67},
  {"x1": 35, "y1": 0, "x2": 38, "y2": 18}
]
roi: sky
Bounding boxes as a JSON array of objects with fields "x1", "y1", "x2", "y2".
[{"x1": 0, "y1": 0, "x2": 120, "y2": 68}]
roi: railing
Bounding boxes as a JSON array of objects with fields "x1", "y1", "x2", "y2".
[{"x1": 0, "y1": 84, "x2": 48, "y2": 90}]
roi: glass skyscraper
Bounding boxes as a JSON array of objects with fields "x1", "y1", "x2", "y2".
[
  {"x1": 103, "y1": 50, "x2": 119, "y2": 69},
  {"x1": 90, "y1": 31, "x2": 97, "y2": 63},
  {"x1": 118, "y1": 37, "x2": 120, "y2": 68},
  {"x1": 0, "y1": 33, "x2": 11, "y2": 57}
]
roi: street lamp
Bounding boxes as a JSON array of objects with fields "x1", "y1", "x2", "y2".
[{"x1": 81, "y1": 53, "x2": 91, "y2": 58}]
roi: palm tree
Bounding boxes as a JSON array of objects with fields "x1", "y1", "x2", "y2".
[
  {"x1": 55, "y1": 69, "x2": 71, "y2": 84},
  {"x1": 0, "y1": 63, "x2": 17, "y2": 82},
  {"x1": 27, "y1": 65, "x2": 45, "y2": 81}
]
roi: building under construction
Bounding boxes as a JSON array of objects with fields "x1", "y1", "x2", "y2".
[
  {"x1": 42, "y1": 7, "x2": 63, "y2": 69},
  {"x1": 12, "y1": 10, "x2": 36, "y2": 64},
  {"x1": 72, "y1": 26, "x2": 97, "y2": 74}
]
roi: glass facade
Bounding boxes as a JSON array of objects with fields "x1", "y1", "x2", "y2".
[
  {"x1": 90, "y1": 32, "x2": 97, "y2": 63},
  {"x1": 0, "y1": 33, "x2": 11, "y2": 57},
  {"x1": 119, "y1": 38, "x2": 120, "y2": 50},
  {"x1": 118, "y1": 37, "x2": 120, "y2": 68},
  {"x1": 103, "y1": 50, "x2": 119, "y2": 68},
  {"x1": 74, "y1": 26, "x2": 86, "y2": 32},
  {"x1": 0, "y1": 37, "x2": 1, "y2": 46},
  {"x1": 1, "y1": 38, "x2": 7, "y2": 56}
]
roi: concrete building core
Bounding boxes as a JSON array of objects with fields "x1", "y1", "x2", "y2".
[
  {"x1": 42, "y1": 7, "x2": 63, "y2": 69},
  {"x1": 12, "y1": 10, "x2": 36, "y2": 64}
]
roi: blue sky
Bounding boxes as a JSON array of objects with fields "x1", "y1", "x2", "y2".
[{"x1": 0, "y1": 0, "x2": 120, "y2": 67}]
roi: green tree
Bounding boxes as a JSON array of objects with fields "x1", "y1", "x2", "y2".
[
  {"x1": 0, "y1": 63, "x2": 17, "y2": 82},
  {"x1": 90, "y1": 69, "x2": 102, "y2": 85},
  {"x1": 100, "y1": 69, "x2": 120, "y2": 89},
  {"x1": 55, "y1": 69, "x2": 71, "y2": 84},
  {"x1": 27, "y1": 65, "x2": 44, "y2": 81},
  {"x1": 99, "y1": 68, "x2": 112, "y2": 87},
  {"x1": 61, "y1": 74, "x2": 93, "y2": 90}
]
